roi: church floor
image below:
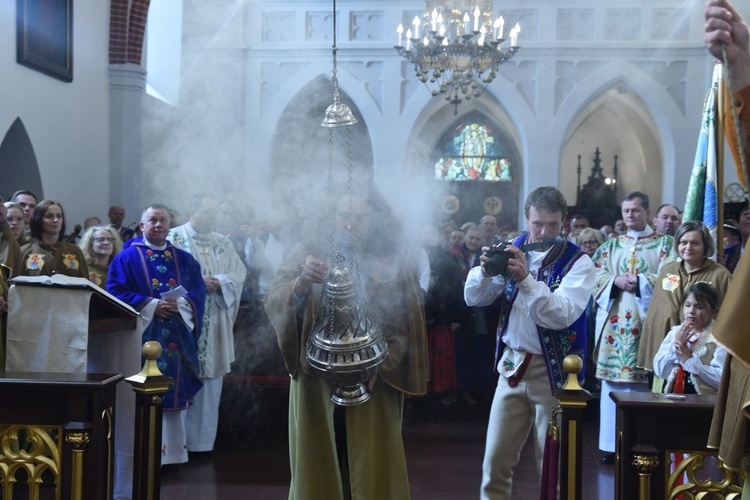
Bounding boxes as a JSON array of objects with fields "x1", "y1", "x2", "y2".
[{"x1": 161, "y1": 389, "x2": 614, "y2": 499}]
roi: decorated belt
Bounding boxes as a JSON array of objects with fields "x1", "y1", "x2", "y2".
[{"x1": 507, "y1": 353, "x2": 534, "y2": 388}]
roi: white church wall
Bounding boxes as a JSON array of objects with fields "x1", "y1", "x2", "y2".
[
  {"x1": 133, "y1": 0, "x2": 747, "y2": 233},
  {"x1": 140, "y1": 0, "x2": 249, "y2": 214},
  {"x1": 241, "y1": 0, "x2": 721, "y2": 229},
  {"x1": 0, "y1": 0, "x2": 110, "y2": 227}
]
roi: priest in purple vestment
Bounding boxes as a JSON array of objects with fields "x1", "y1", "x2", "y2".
[{"x1": 108, "y1": 203, "x2": 206, "y2": 465}]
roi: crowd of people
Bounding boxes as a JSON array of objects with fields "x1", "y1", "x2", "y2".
[
  {"x1": 1, "y1": 155, "x2": 748, "y2": 496},
  {"x1": 0, "y1": 192, "x2": 283, "y2": 473}
]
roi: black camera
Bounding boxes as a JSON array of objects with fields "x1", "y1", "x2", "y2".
[
  {"x1": 482, "y1": 236, "x2": 564, "y2": 277},
  {"x1": 483, "y1": 240, "x2": 514, "y2": 277}
]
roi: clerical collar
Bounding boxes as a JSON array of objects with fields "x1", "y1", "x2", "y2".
[
  {"x1": 626, "y1": 226, "x2": 654, "y2": 238},
  {"x1": 143, "y1": 238, "x2": 168, "y2": 251}
]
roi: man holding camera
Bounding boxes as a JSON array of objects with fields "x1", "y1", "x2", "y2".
[{"x1": 465, "y1": 186, "x2": 596, "y2": 499}]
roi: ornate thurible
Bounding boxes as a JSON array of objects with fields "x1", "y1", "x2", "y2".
[{"x1": 306, "y1": 254, "x2": 388, "y2": 406}]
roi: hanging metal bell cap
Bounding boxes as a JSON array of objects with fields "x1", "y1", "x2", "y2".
[{"x1": 321, "y1": 101, "x2": 359, "y2": 127}]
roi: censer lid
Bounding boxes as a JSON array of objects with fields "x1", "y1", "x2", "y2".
[{"x1": 324, "y1": 254, "x2": 357, "y2": 297}]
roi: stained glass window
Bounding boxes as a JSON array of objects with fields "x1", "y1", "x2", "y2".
[{"x1": 434, "y1": 120, "x2": 513, "y2": 182}]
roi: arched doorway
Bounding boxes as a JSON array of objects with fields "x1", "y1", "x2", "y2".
[
  {"x1": 560, "y1": 83, "x2": 663, "y2": 226},
  {"x1": 267, "y1": 75, "x2": 374, "y2": 227}
]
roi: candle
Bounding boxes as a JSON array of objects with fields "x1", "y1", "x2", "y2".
[
  {"x1": 439, "y1": 24, "x2": 446, "y2": 37},
  {"x1": 431, "y1": 9, "x2": 438, "y2": 32},
  {"x1": 479, "y1": 25, "x2": 486, "y2": 45},
  {"x1": 510, "y1": 23, "x2": 520, "y2": 46},
  {"x1": 413, "y1": 15, "x2": 420, "y2": 39},
  {"x1": 397, "y1": 24, "x2": 403, "y2": 46},
  {"x1": 442, "y1": 37, "x2": 448, "y2": 46},
  {"x1": 473, "y1": 6, "x2": 480, "y2": 32},
  {"x1": 494, "y1": 17, "x2": 504, "y2": 40},
  {"x1": 423, "y1": 35, "x2": 429, "y2": 46},
  {"x1": 406, "y1": 29, "x2": 412, "y2": 50},
  {"x1": 463, "y1": 12, "x2": 470, "y2": 35}
]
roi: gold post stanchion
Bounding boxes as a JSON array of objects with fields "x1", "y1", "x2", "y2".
[
  {"x1": 554, "y1": 355, "x2": 593, "y2": 500},
  {"x1": 633, "y1": 454, "x2": 660, "y2": 500},
  {"x1": 126, "y1": 342, "x2": 172, "y2": 500},
  {"x1": 64, "y1": 424, "x2": 92, "y2": 500}
]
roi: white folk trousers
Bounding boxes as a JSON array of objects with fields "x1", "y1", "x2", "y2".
[{"x1": 481, "y1": 353, "x2": 558, "y2": 500}]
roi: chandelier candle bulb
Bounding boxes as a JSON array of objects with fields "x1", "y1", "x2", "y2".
[
  {"x1": 494, "y1": 16, "x2": 504, "y2": 40},
  {"x1": 511, "y1": 23, "x2": 520, "y2": 47},
  {"x1": 397, "y1": 23, "x2": 403, "y2": 46},
  {"x1": 439, "y1": 24, "x2": 446, "y2": 36},
  {"x1": 473, "y1": 6, "x2": 480, "y2": 32},
  {"x1": 464, "y1": 12, "x2": 470, "y2": 35},
  {"x1": 413, "y1": 15, "x2": 420, "y2": 38},
  {"x1": 431, "y1": 8, "x2": 438, "y2": 31},
  {"x1": 406, "y1": 29, "x2": 412, "y2": 50}
]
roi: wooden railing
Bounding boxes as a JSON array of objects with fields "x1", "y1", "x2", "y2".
[
  {"x1": 553, "y1": 357, "x2": 747, "y2": 499},
  {"x1": 554, "y1": 355, "x2": 593, "y2": 500},
  {"x1": 126, "y1": 341, "x2": 172, "y2": 500},
  {"x1": 0, "y1": 342, "x2": 170, "y2": 500}
]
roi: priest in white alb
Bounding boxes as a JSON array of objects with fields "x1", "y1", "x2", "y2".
[
  {"x1": 169, "y1": 194, "x2": 247, "y2": 453},
  {"x1": 591, "y1": 191, "x2": 676, "y2": 463}
]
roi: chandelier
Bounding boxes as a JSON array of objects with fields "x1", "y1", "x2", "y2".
[{"x1": 394, "y1": 1, "x2": 520, "y2": 112}]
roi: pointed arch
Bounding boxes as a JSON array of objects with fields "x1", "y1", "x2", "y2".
[
  {"x1": 0, "y1": 118, "x2": 44, "y2": 200},
  {"x1": 262, "y1": 65, "x2": 382, "y2": 142},
  {"x1": 406, "y1": 91, "x2": 524, "y2": 181},
  {"x1": 405, "y1": 99, "x2": 524, "y2": 229},
  {"x1": 551, "y1": 62, "x2": 682, "y2": 191},
  {"x1": 109, "y1": 0, "x2": 152, "y2": 65},
  {"x1": 266, "y1": 75, "x2": 374, "y2": 221},
  {"x1": 557, "y1": 77, "x2": 666, "y2": 212}
]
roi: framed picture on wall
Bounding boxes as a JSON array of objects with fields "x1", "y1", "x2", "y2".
[{"x1": 16, "y1": 0, "x2": 73, "y2": 82}]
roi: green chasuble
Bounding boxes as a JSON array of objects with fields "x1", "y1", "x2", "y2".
[{"x1": 265, "y1": 239, "x2": 427, "y2": 500}]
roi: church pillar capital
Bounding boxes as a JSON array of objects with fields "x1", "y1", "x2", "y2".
[{"x1": 109, "y1": 63, "x2": 147, "y2": 92}]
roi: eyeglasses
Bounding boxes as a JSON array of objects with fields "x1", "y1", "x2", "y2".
[
  {"x1": 94, "y1": 237, "x2": 116, "y2": 243},
  {"x1": 579, "y1": 240, "x2": 599, "y2": 247}
]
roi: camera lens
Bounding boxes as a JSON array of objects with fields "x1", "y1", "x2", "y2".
[{"x1": 484, "y1": 253, "x2": 509, "y2": 277}]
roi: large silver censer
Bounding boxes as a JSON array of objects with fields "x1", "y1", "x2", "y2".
[{"x1": 306, "y1": 255, "x2": 388, "y2": 406}]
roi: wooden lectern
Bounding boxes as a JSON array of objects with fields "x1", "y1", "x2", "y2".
[
  {"x1": 5, "y1": 274, "x2": 138, "y2": 373},
  {"x1": 3, "y1": 274, "x2": 141, "y2": 500}
]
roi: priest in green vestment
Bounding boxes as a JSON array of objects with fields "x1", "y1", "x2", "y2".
[{"x1": 265, "y1": 189, "x2": 427, "y2": 500}]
